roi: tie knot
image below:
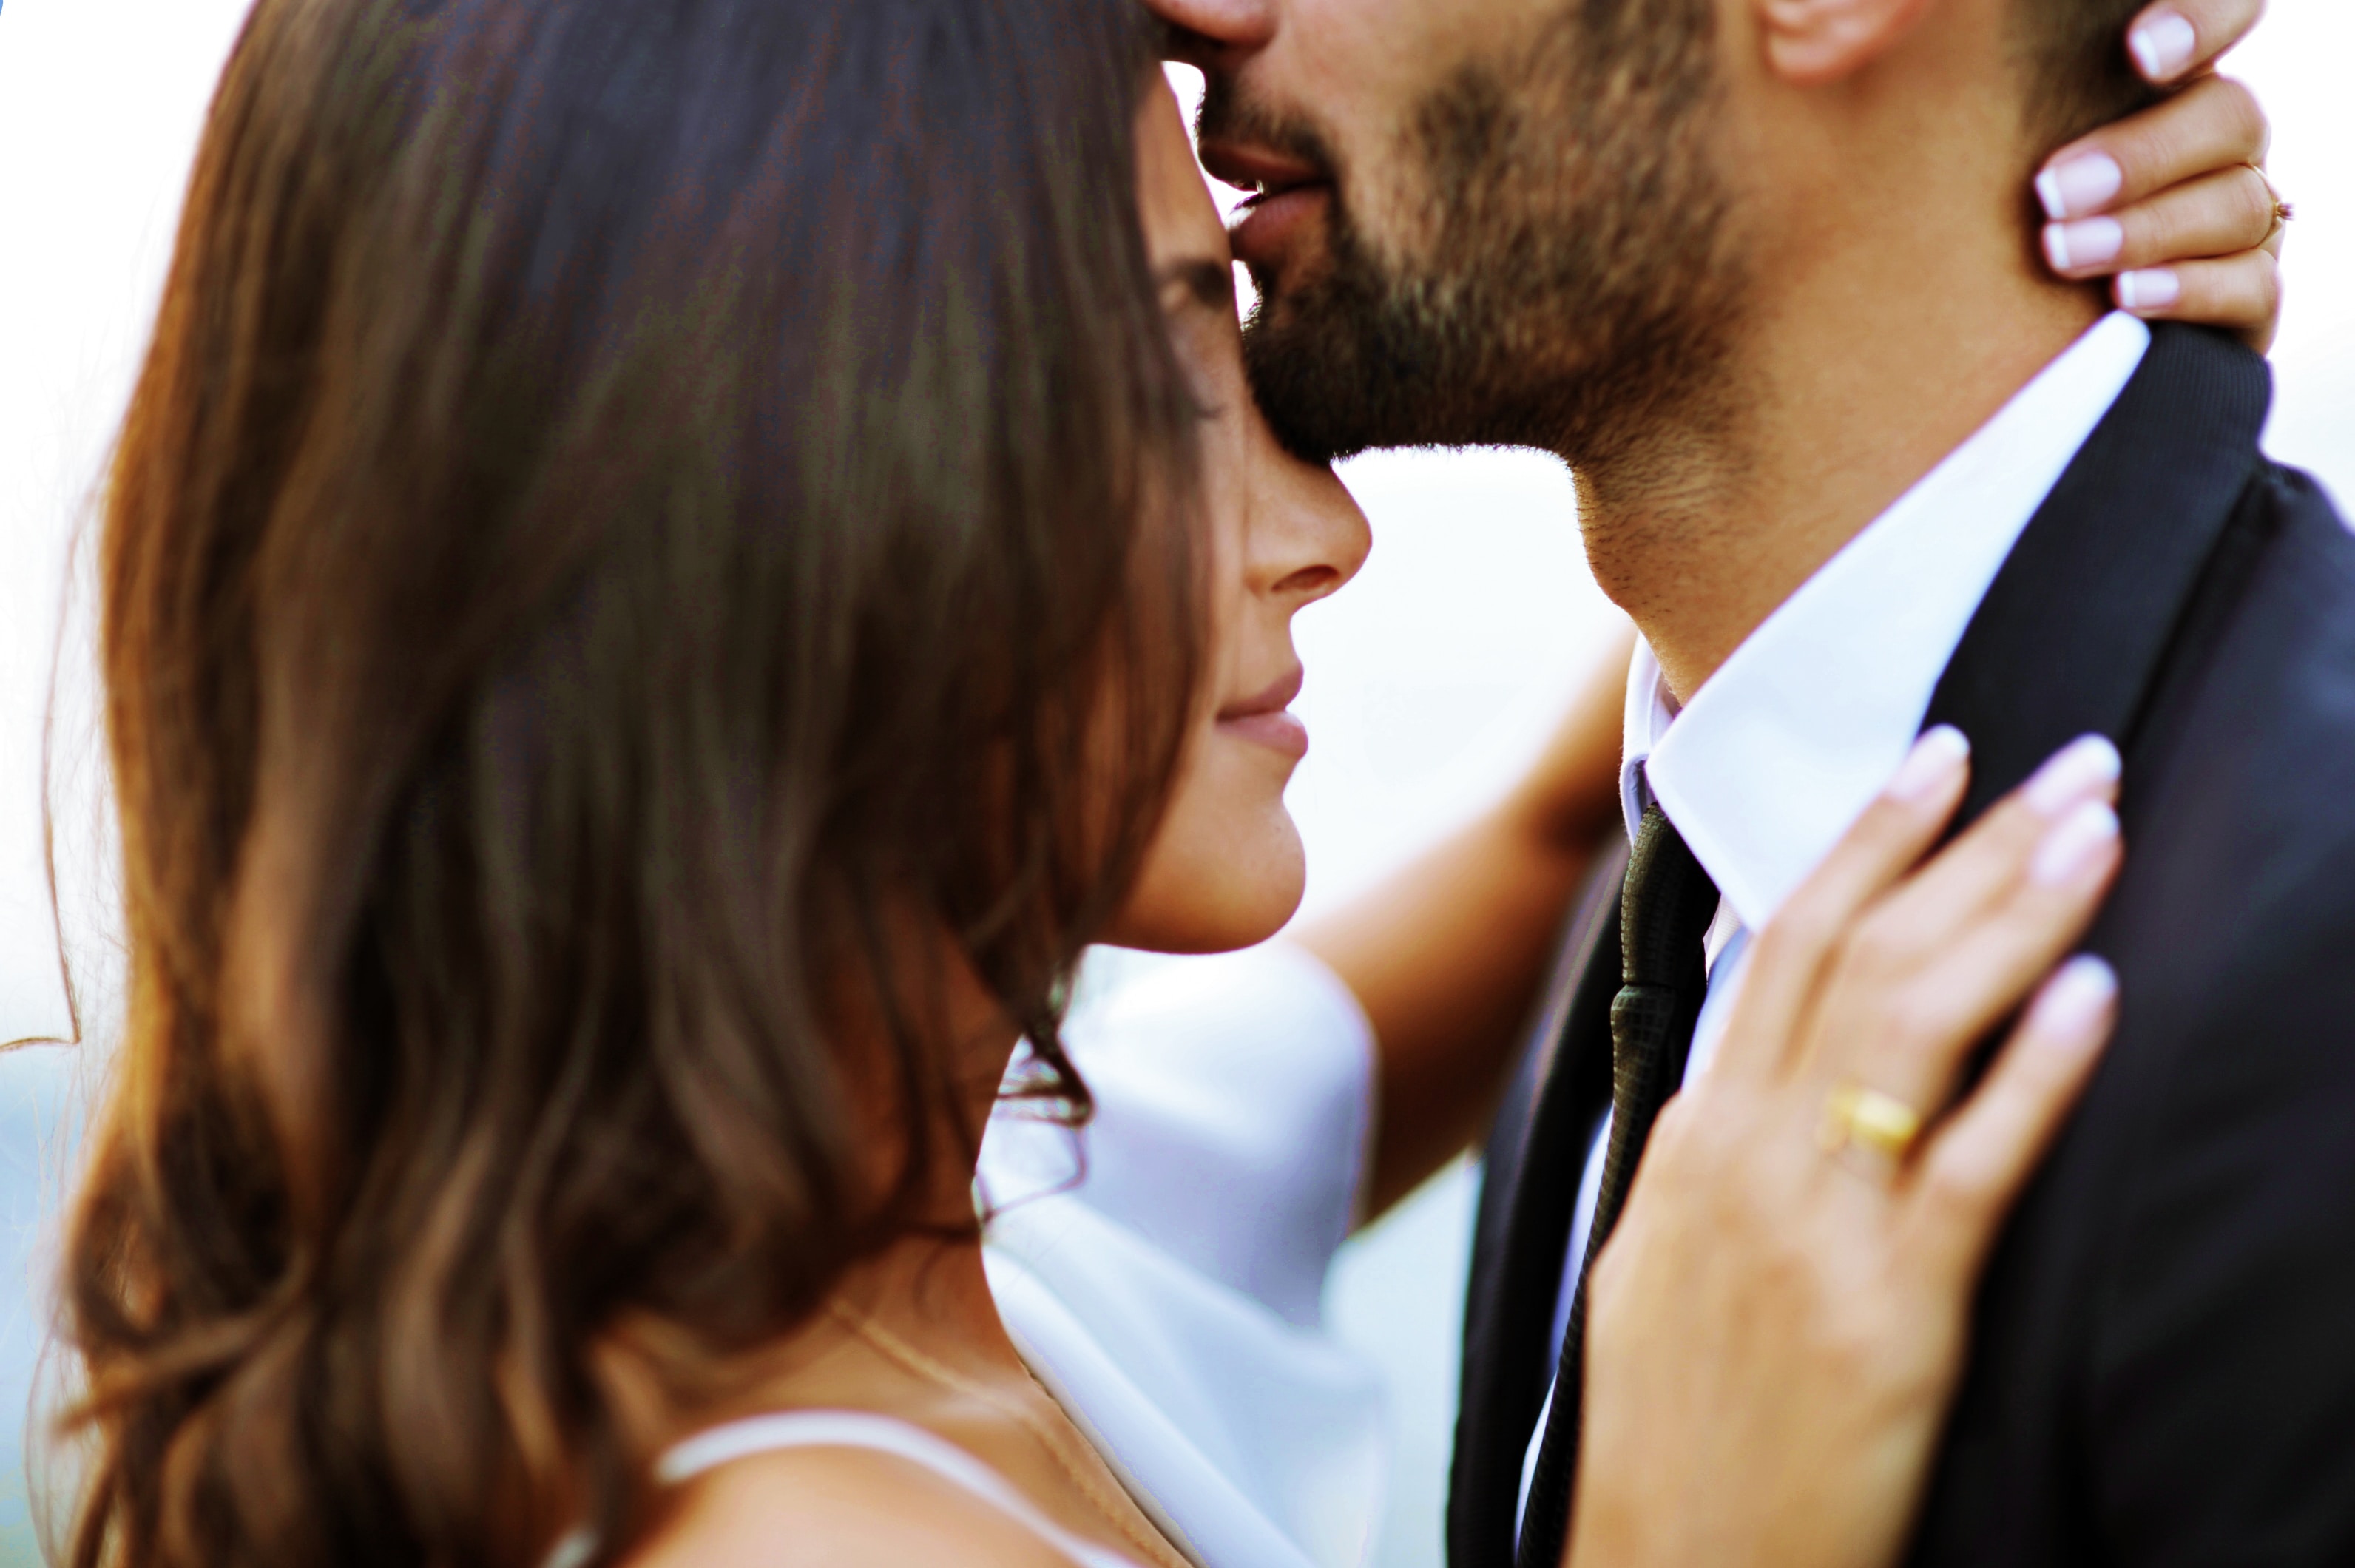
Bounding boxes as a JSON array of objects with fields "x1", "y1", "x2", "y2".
[{"x1": 1622, "y1": 804, "x2": 1720, "y2": 991}]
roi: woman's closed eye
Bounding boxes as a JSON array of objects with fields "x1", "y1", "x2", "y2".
[
  {"x1": 1160, "y1": 257, "x2": 1237, "y2": 316},
  {"x1": 1158, "y1": 256, "x2": 1245, "y2": 414}
]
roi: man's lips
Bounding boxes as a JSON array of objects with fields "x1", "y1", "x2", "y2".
[
  {"x1": 1197, "y1": 140, "x2": 1326, "y2": 200},
  {"x1": 1229, "y1": 186, "x2": 1328, "y2": 273},
  {"x1": 1198, "y1": 141, "x2": 1332, "y2": 273},
  {"x1": 1217, "y1": 667, "x2": 1309, "y2": 760}
]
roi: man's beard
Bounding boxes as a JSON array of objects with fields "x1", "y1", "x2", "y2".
[{"x1": 1209, "y1": 0, "x2": 1744, "y2": 470}]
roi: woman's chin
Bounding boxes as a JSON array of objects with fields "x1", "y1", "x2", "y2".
[{"x1": 1104, "y1": 811, "x2": 1305, "y2": 955}]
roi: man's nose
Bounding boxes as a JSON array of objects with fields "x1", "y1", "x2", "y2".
[{"x1": 1145, "y1": 0, "x2": 1277, "y2": 63}]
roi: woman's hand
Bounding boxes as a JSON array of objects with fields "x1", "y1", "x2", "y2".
[
  {"x1": 1567, "y1": 728, "x2": 2126, "y2": 1568},
  {"x1": 2038, "y1": 0, "x2": 2283, "y2": 351}
]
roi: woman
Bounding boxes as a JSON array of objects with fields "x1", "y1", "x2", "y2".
[{"x1": 53, "y1": 1, "x2": 2274, "y2": 1567}]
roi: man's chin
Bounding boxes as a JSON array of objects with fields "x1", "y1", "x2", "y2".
[
  {"x1": 1242, "y1": 293, "x2": 1447, "y2": 467},
  {"x1": 1235, "y1": 194, "x2": 1493, "y2": 462}
]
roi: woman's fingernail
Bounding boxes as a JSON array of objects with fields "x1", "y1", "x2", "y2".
[
  {"x1": 2129, "y1": 8, "x2": 2199, "y2": 82},
  {"x1": 2024, "y1": 734, "x2": 2123, "y2": 815},
  {"x1": 2027, "y1": 956, "x2": 2120, "y2": 1047},
  {"x1": 1890, "y1": 725, "x2": 1971, "y2": 801},
  {"x1": 2032, "y1": 800, "x2": 2122, "y2": 885},
  {"x1": 2044, "y1": 216, "x2": 2124, "y2": 273},
  {"x1": 2117, "y1": 268, "x2": 2181, "y2": 312},
  {"x1": 2035, "y1": 152, "x2": 2123, "y2": 221}
]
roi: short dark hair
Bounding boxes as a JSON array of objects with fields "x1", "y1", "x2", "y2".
[
  {"x1": 61, "y1": 1, "x2": 1197, "y2": 1565},
  {"x1": 2017, "y1": 0, "x2": 2162, "y2": 146}
]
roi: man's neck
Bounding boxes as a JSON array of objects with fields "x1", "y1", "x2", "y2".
[{"x1": 1576, "y1": 135, "x2": 2107, "y2": 703}]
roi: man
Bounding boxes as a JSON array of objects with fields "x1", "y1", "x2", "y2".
[{"x1": 1146, "y1": 0, "x2": 2352, "y2": 1563}]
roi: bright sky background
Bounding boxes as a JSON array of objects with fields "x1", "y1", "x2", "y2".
[{"x1": 0, "y1": 4, "x2": 2349, "y2": 1564}]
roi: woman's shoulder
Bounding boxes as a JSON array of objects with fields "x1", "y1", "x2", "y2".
[{"x1": 629, "y1": 1441, "x2": 1078, "y2": 1568}]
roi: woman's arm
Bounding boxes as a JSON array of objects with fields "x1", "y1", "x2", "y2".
[{"x1": 1296, "y1": 626, "x2": 1632, "y2": 1221}]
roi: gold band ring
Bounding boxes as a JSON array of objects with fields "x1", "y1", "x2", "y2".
[
  {"x1": 1817, "y1": 1082, "x2": 1925, "y2": 1165},
  {"x1": 2251, "y1": 163, "x2": 2294, "y2": 241}
]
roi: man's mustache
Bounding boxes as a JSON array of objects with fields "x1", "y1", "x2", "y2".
[{"x1": 1193, "y1": 72, "x2": 1345, "y2": 191}]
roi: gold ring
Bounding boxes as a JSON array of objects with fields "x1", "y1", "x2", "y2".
[
  {"x1": 1817, "y1": 1082, "x2": 1925, "y2": 1164},
  {"x1": 2249, "y1": 163, "x2": 2294, "y2": 240}
]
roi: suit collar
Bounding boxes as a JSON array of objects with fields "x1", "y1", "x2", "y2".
[
  {"x1": 1922, "y1": 325, "x2": 2274, "y2": 823},
  {"x1": 1626, "y1": 313, "x2": 2152, "y2": 931}
]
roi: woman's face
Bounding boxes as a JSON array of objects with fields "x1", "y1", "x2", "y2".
[{"x1": 1106, "y1": 83, "x2": 1372, "y2": 955}]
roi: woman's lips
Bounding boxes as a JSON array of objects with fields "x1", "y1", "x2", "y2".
[
  {"x1": 1217, "y1": 668, "x2": 1309, "y2": 760},
  {"x1": 1220, "y1": 709, "x2": 1310, "y2": 761}
]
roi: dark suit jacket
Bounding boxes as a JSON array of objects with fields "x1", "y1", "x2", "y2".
[{"x1": 1449, "y1": 323, "x2": 2355, "y2": 1568}]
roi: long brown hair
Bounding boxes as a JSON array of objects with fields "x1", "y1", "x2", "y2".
[{"x1": 58, "y1": 0, "x2": 1200, "y2": 1562}]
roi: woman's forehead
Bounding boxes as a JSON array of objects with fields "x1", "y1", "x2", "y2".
[{"x1": 1136, "y1": 81, "x2": 1231, "y2": 271}]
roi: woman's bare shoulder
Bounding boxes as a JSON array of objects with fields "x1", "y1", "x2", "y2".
[{"x1": 626, "y1": 1444, "x2": 1078, "y2": 1568}]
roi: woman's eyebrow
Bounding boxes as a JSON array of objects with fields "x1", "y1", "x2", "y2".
[{"x1": 1157, "y1": 257, "x2": 1236, "y2": 312}]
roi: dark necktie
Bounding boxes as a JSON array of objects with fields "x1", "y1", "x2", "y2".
[{"x1": 1514, "y1": 804, "x2": 1720, "y2": 1568}]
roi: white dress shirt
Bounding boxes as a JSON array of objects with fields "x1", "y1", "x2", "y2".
[
  {"x1": 1516, "y1": 311, "x2": 2154, "y2": 1531},
  {"x1": 981, "y1": 944, "x2": 1388, "y2": 1568}
]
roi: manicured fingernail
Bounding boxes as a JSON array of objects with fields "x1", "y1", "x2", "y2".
[
  {"x1": 2032, "y1": 800, "x2": 2121, "y2": 885},
  {"x1": 2035, "y1": 152, "x2": 2123, "y2": 221},
  {"x1": 2117, "y1": 268, "x2": 2181, "y2": 311},
  {"x1": 2129, "y1": 9, "x2": 2199, "y2": 82},
  {"x1": 2024, "y1": 734, "x2": 2122, "y2": 815},
  {"x1": 2044, "y1": 216, "x2": 2123, "y2": 274},
  {"x1": 1889, "y1": 725, "x2": 1971, "y2": 801},
  {"x1": 2027, "y1": 956, "x2": 2119, "y2": 1047}
]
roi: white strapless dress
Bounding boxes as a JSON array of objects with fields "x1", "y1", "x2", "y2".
[{"x1": 980, "y1": 944, "x2": 1386, "y2": 1568}]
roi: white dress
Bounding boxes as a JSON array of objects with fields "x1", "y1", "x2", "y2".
[{"x1": 979, "y1": 944, "x2": 1386, "y2": 1568}]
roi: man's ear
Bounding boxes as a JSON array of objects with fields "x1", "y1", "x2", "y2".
[{"x1": 1759, "y1": 0, "x2": 1939, "y2": 86}]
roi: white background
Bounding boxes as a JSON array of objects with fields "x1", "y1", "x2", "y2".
[{"x1": 1, "y1": 3, "x2": 2350, "y2": 1564}]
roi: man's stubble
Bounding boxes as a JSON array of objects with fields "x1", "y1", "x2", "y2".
[{"x1": 1218, "y1": 0, "x2": 1750, "y2": 497}]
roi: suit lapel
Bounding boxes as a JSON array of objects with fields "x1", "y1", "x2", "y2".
[
  {"x1": 1448, "y1": 841, "x2": 1625, "y2": 1568},
  {"x1": 1922, "y1": 325, "x2": 2271, "y2": 817}
]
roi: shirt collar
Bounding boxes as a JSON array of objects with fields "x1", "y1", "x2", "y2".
[{"x1": 1619, "y1": 311, "x2": 2152, "y2": 930}]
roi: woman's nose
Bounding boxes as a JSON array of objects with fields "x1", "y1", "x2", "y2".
[{"x1": 1250, "y1": 451, "x2": 1371, "y2": 609}]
